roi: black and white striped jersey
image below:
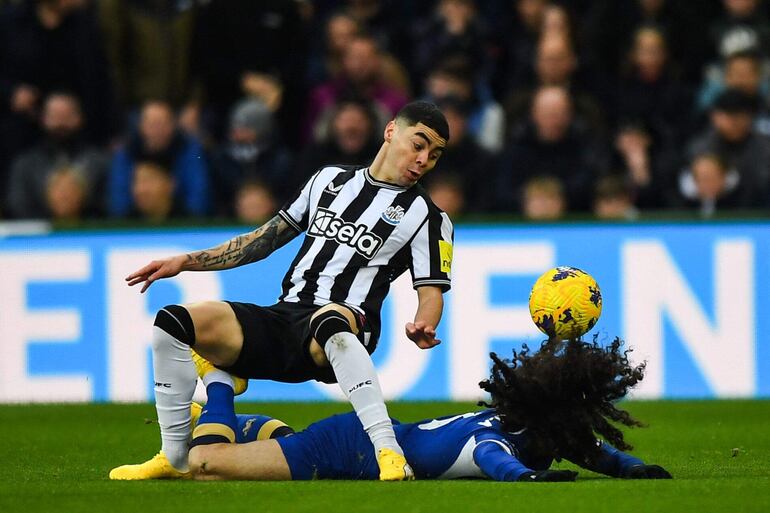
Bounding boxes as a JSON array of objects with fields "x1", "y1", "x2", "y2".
[{"x1": 277, "y1": 165, "x2": 454, "y2": 340}]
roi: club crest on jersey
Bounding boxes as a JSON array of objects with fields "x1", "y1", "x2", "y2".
[
  {"x1": 308, "y1": 208, "x2": 383, "y2": 259},
  {"x1": 381, "y1": 205, "x2": 405, "y2": 225}
]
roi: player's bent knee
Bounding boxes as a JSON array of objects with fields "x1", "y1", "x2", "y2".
[
  {"x1": 153, "y1": 304, "x2": 196, "y2": 347},
  {"x1": 188, "y1": 445, "x2": 226, "y2": 480},
  {"x1": 309, "y1": 308, "x2": 354, "y2": 349}
]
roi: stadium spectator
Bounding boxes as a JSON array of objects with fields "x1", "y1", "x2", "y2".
[
  {"x1": 130, "y1": 160, "x2": 181, "y2": 222},
  {"x1": 491, "y1": 0, "x2": 549, "y2": 94},
  {"x1": 190, "y1": 0, "x2": 307, "y2": 145},
  {"x1": 521, "y1": 175, "x2": 566, "y2": 221},
  {"x1": 582, "y1": 0, "x2": 710, "y2": 84},
  {"x1": 340, "y1": 0, "x2": 405, "y2": 59},
  {"x1": 0, "y1": 0, "x2": 115, "y2": 187},
  {"x1": 307, "y1": 12, "x2": 409, "y2": 96},
  {"x1": 424, "y1": 56, "x2": 505, "y2": 153},
  {"x1": 708, "y1": 0, "x2": 770, "y2": 63},
  {"x1": 209, "y1": 98, "x2": 292, "y2": 216},
  {"x1": 303, "y1": 33, "x2": 409, "y2": 143},
  {"x1": 44, "y1": 165, "x2": 89, "y2": 223},
  {"x1": 305, "y1": 12, "x2": 362, "y2": 87},
  {"x1": 593, "y1": 175, "x2": 640, "y2": 221},
  {"x1": 615, "y1": 25, "x2": 693, "y2": 144},
  {"x1": 97, "y1": 0, "x2": 199, "y2": 114},
  {"x1": 109, "y1": 100, "x2": 210, "y2": 217},
  {"x1": 409, "y1": 0, "x2": 490, "y2": 87},
  {"x1": 686, "y1": 88, "x2": 770, "y2": 208},
  {"x1": 294, "y1": 97, "x2": 381, "y2": 187},
  {"x1": 420, "y1": 96, "x2": 495, "y2": 213},
  {"x1": 234, "y1": 179, "x2": 277, "y2": 225},
  {"x1": 612, "y1": 121, "x2": 681, "y2": 209},
  {"x1": 497, "y1": 86, "x2": 608, "y2": 212},
  {"x1": 503, "y1": 34, "x2": 606, "y2": 138},
  {"x1": 698, "y1": 50, "x2": 770, "y2": 134},
  {"x1": 184, "y1": 339, "x2": 672, "y2": 483},
  {"x1": 676, "y1": 152, "x2": 743, "y2": 218},
  {"x1": 540, "y1": 2, "x2": 577, "y2": 45},
  {"x1": 5, "y1": 92, "x2": 108, "y2": 219},
  {"x1": 425, "y1": 174, "x2": 465, "y2": 218}
]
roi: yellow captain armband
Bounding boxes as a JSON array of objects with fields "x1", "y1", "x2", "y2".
[{"x1": 439, "y1": 240, "x2": 453, "y2": 274}]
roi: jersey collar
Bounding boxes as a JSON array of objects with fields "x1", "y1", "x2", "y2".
[{"x1": 364, "y1": 168, "x2": 408, "y2": 191}]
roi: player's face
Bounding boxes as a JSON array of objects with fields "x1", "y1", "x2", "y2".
[{"x1": 385, "y1": 121, "x2": 446, "y2": 187}]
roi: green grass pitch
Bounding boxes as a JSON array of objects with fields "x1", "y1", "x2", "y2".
[{"x1": 1, "y1": 400, "x2": 768, "y2": 513}]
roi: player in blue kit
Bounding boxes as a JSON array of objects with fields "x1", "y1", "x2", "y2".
[{"x1": 187, "y1": 338, "x2": 672, "y2": 481}]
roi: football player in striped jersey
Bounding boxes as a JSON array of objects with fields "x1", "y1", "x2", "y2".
[{"x1": 111, "y1": 102, "x2": 452, "y2": 481}]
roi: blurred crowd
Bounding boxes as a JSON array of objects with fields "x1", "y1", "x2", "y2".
[{"x1": 2, "y1": 0, "x2": 770, "y2": 225}]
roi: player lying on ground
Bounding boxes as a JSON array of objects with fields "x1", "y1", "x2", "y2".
[{"x1": 187, "y1": 338, "x2": 672, "y2": 481}]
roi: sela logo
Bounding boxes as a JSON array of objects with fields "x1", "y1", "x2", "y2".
[
  {"x1": 381, "y1": 205, "x2": 405, "y2": 225},
  {"x1": 326, "y1": 181, "x2": 344, "y2": 195},
  {"x1": 308, "y1": 208, "x2": 383, "y2": 259}
]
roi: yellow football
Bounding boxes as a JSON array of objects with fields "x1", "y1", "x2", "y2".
[{"x1": 529, "y1": 266, "x2": 602, "y2": 340}]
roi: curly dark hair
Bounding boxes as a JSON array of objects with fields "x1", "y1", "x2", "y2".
[{"x1": 478, "y1": 336, "x2": 646, "y2": 466}]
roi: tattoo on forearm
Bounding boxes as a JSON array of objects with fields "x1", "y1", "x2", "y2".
[{"x1": 185, "y1": 216, "x2": 296, "y2": 270}]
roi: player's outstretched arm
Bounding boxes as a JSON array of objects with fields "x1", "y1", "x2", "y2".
[
  {"x1": 126, "y1": 215, "x2": 298, "y2": 292},
  {"x1": 572, "y1": 440, "x2": 672, "y2": 479},
  {"x1": 406, "y1": 285, "x2": 444, "y2": 349},
  {"x1": 473, "y1": 438, "x2": 577, "y2": 482}
]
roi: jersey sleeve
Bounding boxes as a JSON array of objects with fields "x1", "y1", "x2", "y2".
[
  {"x1": 568, "y1": 440, "x2": 645, "y2": 477},
  {"x1": 472, "y1": 432, "x2": 533, "y2": 482},
  {"x1": 409, "y1": 209, "x2": 453, "y2": 292},
  {"x1": 278, "y1": 170, "x2": 319, "y2": 233}
]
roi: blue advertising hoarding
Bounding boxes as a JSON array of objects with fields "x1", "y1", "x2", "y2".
[{"x1": 1, "y1": 221, "x2": 767, "y2": 402}]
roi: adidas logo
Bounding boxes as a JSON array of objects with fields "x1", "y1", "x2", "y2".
[{"x1": 326, "y1": 181, "x2": 344, "y2": 195}]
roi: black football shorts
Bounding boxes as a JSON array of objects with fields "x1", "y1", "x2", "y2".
[{"x1": 220, "y1": 301, "x2": 373, "y2": 384}]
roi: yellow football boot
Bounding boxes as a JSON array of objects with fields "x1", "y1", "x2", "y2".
[
  {"x1": 109, "y1": 452, "x2": 189, "y2": 480},
  {"x1": 377, "y1": 448, "x2": 415, "y2": 481},
  {"x1": 191, "y1": 349, "x2": 248, "y2": 395},
  {"x1": 190, "y1": 401, "x2": 203, "y2": 428}
]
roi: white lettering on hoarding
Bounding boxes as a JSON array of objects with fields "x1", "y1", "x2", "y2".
[
  {"x1": 0, "y1": 251, "x2": 91, "y2": 402},
  {"x1": 107, "y1": 249, "x2": 223, "y2": 401},
  {"x1": 623, "y1": 240, "x2": 755, "y2": 398},
  {"x1": 450, "y1": 243, "x2": 554, "y2": 401}
]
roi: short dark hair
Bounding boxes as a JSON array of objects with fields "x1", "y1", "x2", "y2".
[
  {"x1": 395, "y1": 101, "x2": 450, "y2": 141},
  {"x1": 712, "y1": 88, "x2": 757, "y2": 114}
]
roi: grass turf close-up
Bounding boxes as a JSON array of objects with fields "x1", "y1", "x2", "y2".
[{"x1": 1, "y1": 400, "x2": 768, "y2": 513}]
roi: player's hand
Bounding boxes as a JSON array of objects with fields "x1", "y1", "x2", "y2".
[
  {"x1": 126, "y1": 255, "x2": 186, "y2": 293},
  {"x1": 405, "y1": 321, "x2": 441, "y2": 349},
  {"x1": 623, "y1": 464, "x2": 672, "y2": 479},
  {"x1": 518, "y1": 470, "x2": 578, "y2": 482}
]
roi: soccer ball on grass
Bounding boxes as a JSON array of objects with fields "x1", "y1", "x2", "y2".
[{"x1": 528, "y1": 266, "x2": 602, "y2": 340}]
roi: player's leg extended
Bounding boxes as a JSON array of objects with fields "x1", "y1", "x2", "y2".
[
  {"x1": 308, "y1": 304, "x2": 413, "y2": 481},
  {"x1": 187, "y1": 302, "x2": 247, "y2": 449},
  {"x1": 189, "y1": 440, "x2": 292, "y2": 481},
  {"x1": 109, "y1": 301, "x2": 243, "y2": 480},
  {"x1": 236, "y1": 414, "x2": 295, "y2": 443}
]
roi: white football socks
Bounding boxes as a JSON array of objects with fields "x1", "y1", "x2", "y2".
[
  {"x1": 152, "y1": 325, "x2": 198, "y2": 471},
  {"x1": 201, "y1": 368, "x2": 235, "y2": 389},
  {"x1": 324, "y1": 332, "x2": 402, "y2": 455}
]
